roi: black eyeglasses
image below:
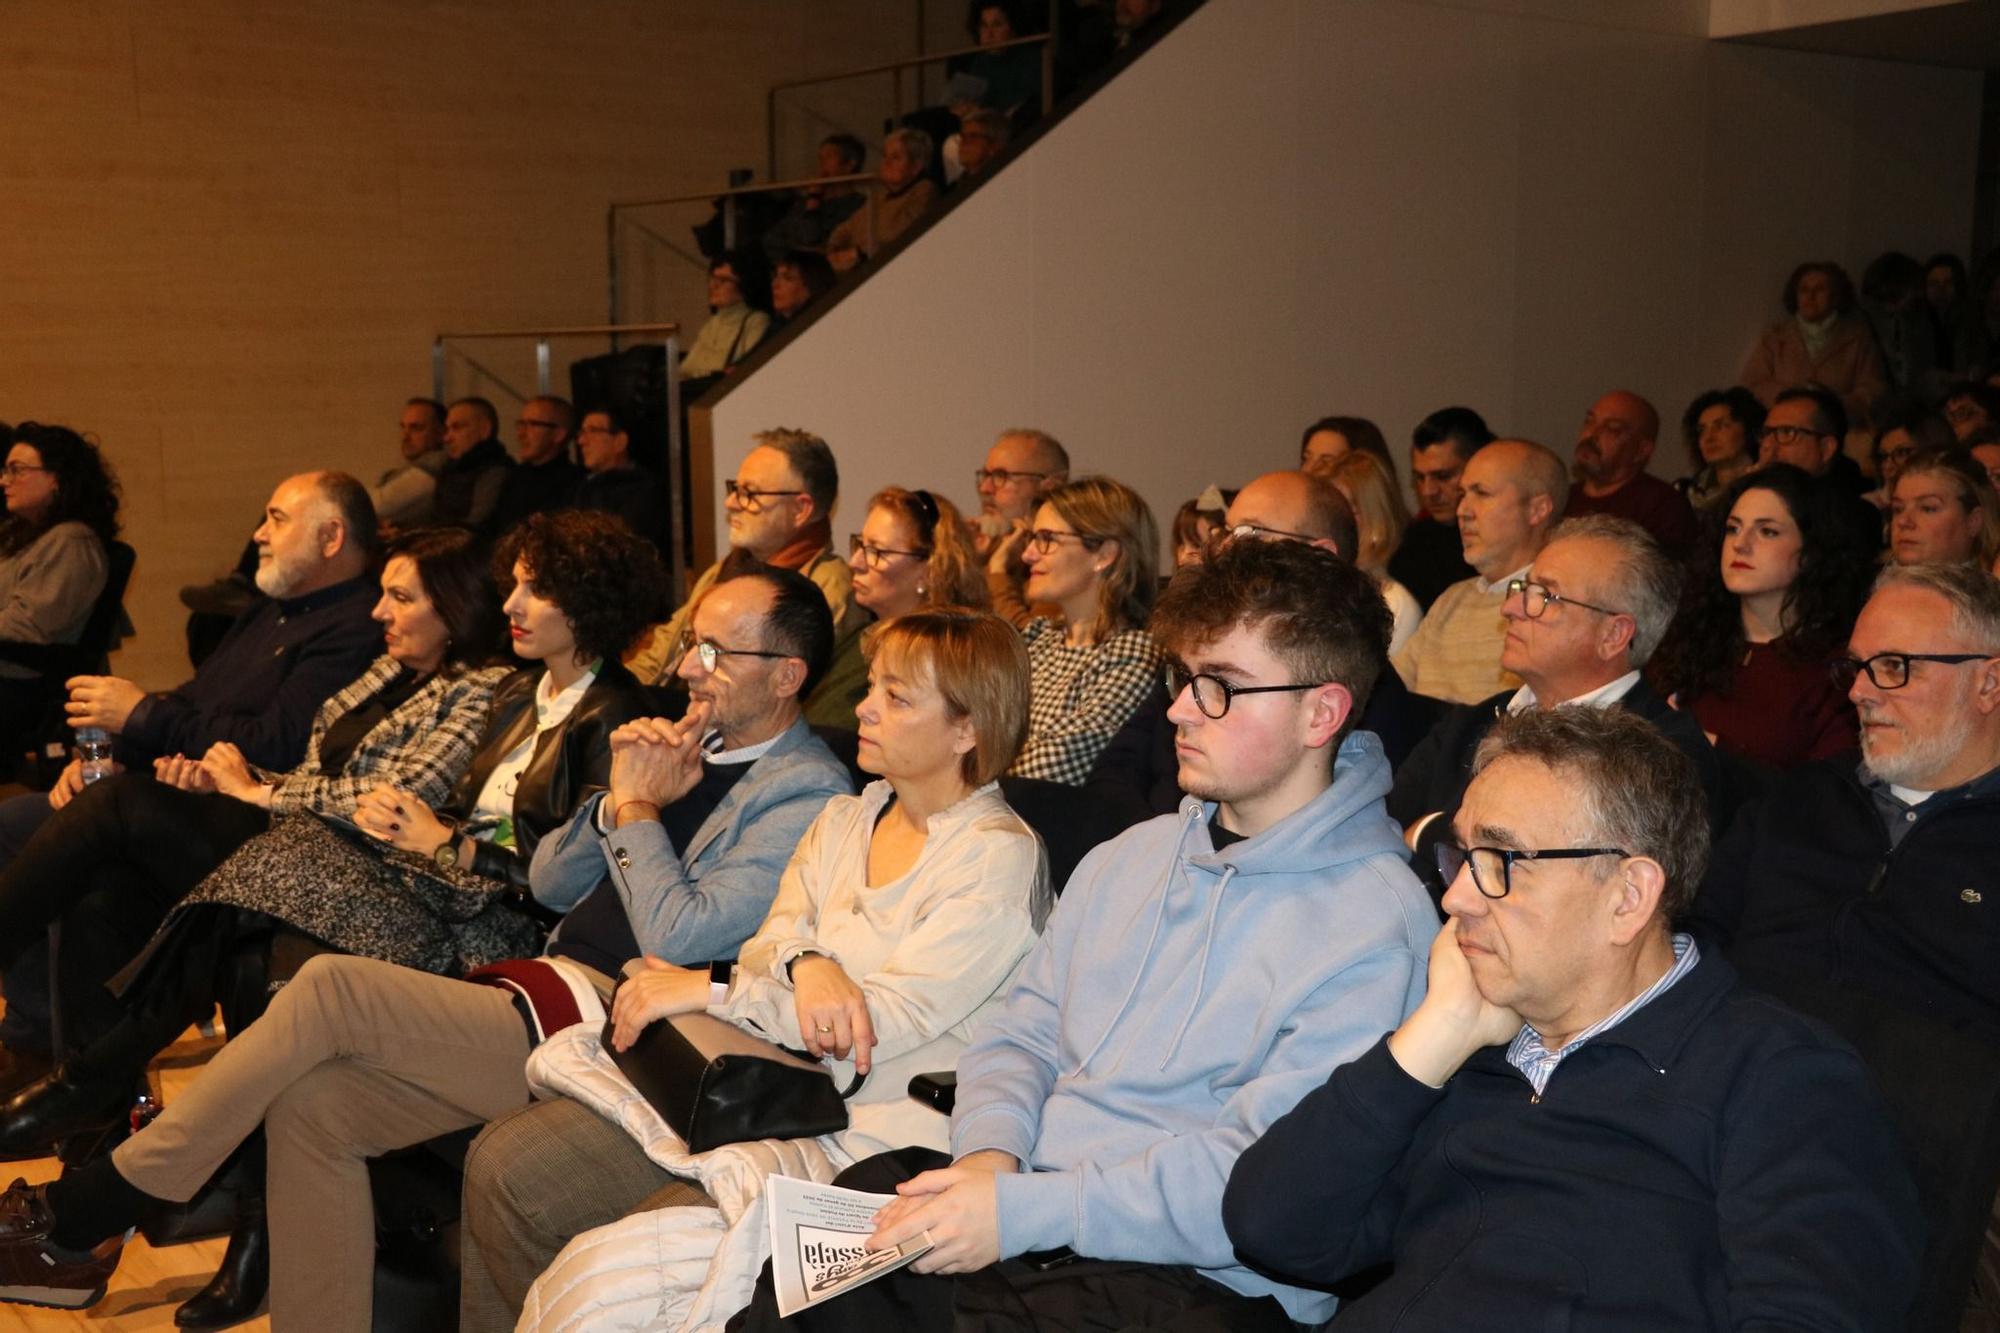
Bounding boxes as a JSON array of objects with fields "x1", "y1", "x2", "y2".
[
  {"x1": 688, "y1": 639, "x2": 794, "y2": 673},
  {"x1": 1831, "y1": 652, "x2": 1994, "y2": 691},
  {"x1": 1434, "y1": 841, "x2": 1629, "y2": 900},
  {"x1": 1164, "y1": 662, "x2": 1324, "y2": 720},
  {"x1": 1504, "y1": 578, "x2": 1624, "y2": 620},
  {"x1": 0, "y1": 463, "x2": 49, "y2": 480},
  {"x1": 1759, "y1": 425, "x2": 1825, "y2": 446},
  {"x1": 848, "y1": 534, "x2": 929, "y2": 570},
  {"x1": 974, "y1": 468, "x2": 1045, "y2": 488},
  {"x1": 724, "y1": 481, "x2": 806, "y2": 511},
  {"x1": 1025, "y1": 528, "x2": 1104, "y2": 554}
]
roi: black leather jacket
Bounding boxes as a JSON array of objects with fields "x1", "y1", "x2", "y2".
[{"x1": 446, "y1": 660, "x2": 648, "y2": 894}]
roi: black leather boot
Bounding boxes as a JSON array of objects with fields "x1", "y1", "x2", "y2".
[{"x1": 173, "y1": 1194, "x2": 267, "y2": 1329}]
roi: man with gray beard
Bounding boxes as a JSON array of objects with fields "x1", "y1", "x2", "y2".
[{"x1": 1692, "y1": 561, "x2": 2000, "y2": 1036}]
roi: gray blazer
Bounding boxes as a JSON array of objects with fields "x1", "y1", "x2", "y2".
[{"x1": 528, "y1": 716, "x2": 853, "y2": 964}]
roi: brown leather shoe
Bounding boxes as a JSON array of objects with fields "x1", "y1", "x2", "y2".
[{"x1": 0, "y1": 1177, "x2": 122, "y2": 1309}]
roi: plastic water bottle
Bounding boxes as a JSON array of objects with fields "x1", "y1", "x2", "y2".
[{"x1": 75, "y1": 725, "x2": 113, "y2": 784}]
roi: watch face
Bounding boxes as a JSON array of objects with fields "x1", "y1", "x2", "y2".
[{"x1": 433, "y1": 841, "x2": 458, "y2": 869}]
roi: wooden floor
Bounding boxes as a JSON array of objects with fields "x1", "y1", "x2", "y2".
[{"x1": 0, "y1": 1018, "x2": 270, "y2": 1333}]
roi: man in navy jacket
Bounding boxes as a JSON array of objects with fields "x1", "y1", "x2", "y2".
[{"x1": 1225, "y1": 707, "x2": 1922, "y2": 1330}]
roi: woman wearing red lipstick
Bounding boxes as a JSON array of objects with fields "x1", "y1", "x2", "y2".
[
  {"x1": 1887, "y1": 447, "x2": 2000, "y2": 569},
  {"x1": 1650, "y1": 464, "x2": 1872, "y2": 771}
]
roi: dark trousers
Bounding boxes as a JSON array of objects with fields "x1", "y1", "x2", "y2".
[
  {"x1": 727, "y1": 1148, "x2": 1299, "y2": 1333},
  {"x1": 0, "y1": 776, "x2": 269, "y2": 1055}
]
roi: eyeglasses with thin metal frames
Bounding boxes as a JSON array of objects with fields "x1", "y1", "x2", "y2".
[{"x1": 1504, "y1": 578, "x2": 1624, "y2": 620}]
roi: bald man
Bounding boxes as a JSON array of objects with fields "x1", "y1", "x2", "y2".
[
  {"x1": 1565, "y1": 390, "x2": 1696, "y2": 555},
  {"x1": 1391, "y1": 440, "x2": 1566, "y2": 706},
  {"x1": 1222, "y1": 469, "x2": 1358, "y2": 560}
]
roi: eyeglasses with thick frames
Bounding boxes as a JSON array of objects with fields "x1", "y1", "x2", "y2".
[
  {"x1": 1759, "y1": 424, "x2": 1826, "y2": 446},
  {"x1": 724, "y1": 481, "x2": 805, "y2": 511},
  {"x1": 974, "y1": 468, "x2": 1046, "y2": 488},
  {"x1": 1164, "y1": 662, "x2": 1324, "y2": 720},
  {"x1": 1504, "y1": 578, "x2": 1624, "y2": 620},
  {"x1": 686, "y1": 639, "x2": 795, "y2": 673},
  {"x1": 0, "y1": 463, "x2": 49, "y2": 481},
  {"x1": 848, "y1": 534, "x2": 929, "y2": 570},
  {"x1": 1831, "y1": 651, "x2": 1995, "y2": 691},
  {"x1": 1434, "y1": 841, "x2": 1629, "y2": 900},
  {"x1": 1025, "y1": 528, "x2": 1104, "y2": 555}
]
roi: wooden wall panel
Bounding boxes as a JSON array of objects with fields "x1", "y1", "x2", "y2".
[{"x1": 0, "y1": 0, "x2": 917, "y2": 689}]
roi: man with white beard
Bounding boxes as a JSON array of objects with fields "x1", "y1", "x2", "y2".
[{"x1": 1692, "y1": 561, "x2": 2000, "y2": 1035}]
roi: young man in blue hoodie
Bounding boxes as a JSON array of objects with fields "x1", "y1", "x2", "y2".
[{"x1": 730, "y1": 537, "x2": 1437, "y2": 1330}]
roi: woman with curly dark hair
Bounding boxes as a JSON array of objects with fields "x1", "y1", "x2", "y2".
[
  {"x1": 0, "y1": 423, "x2": 123, "y2": 751},
  {"x1": 1649, "y1": 464, "x2": 1872, "y2": 771},
  {"x1": 0, "y1": 514, "x2": 662, "y2": 1200},
  {"x1": 1676, "y1": 387, "x2": 1763, "y2": 510}
]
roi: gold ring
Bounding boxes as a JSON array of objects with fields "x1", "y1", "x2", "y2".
[{"x1": 815, "y1": 1023, "x2": 833, "y2": 1033}]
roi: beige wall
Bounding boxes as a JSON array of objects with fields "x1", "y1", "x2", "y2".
[
  {"x1": 0, "y1": 0, "x2": 918, "y2": 689},
  {"x1": 710, "y1": 0, "x2": 1983, "y2": 566}
]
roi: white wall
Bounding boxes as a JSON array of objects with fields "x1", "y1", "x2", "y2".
[{"x1": 709, "y1": 0, "x2": 1982, "y2": 563}]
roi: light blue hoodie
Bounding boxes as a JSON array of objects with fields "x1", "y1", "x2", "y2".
[{"x1": 951, "y1": 731, "x2": 1434, "y2": 1323}]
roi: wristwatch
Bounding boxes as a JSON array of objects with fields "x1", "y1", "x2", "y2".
[
  {"x1": 708, "y1": 959, "x2": 734, "y2": 1008},
  {"x1": 431, "y1": 836, "x2": 460, "y2": 871}
]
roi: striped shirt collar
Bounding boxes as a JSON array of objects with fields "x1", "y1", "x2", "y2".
[{"x1": 1506, "y1": 933, "x2": 1699, "y2": 1095}]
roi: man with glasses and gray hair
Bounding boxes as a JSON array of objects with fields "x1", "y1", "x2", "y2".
[
  {"x1": 1695, "y1": 561, "x2": 2000, "y2": 1036},
  {"x1": 1391, "y1": 515, "x2": 1719, "y2": 899},
  {"x1": 1226, "y1": 706, "x2": 1922, "y2": 1329},
  {"x1": 974, "y1": 427, "x2": 1071, "y2": 614}
]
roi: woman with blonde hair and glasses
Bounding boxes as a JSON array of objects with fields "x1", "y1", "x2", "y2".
[
  {"x1": 1888, "y1": 446, "x2": 2000, "y2": 569},
  {"x1": 1325, "y1": 451, "x2": 1425, "y2": 655},
  {"x1": 996, "y1": 475, "x2": 1162, "y2": 785}
]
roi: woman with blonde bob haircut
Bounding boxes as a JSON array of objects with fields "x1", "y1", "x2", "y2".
[
  {"x1": 1004, "y1": 475, "x2": 1164, "y2": 784},
  {"x1": 1888, "y1": 447, "x2": 2000, "y2": 569},
  {"x1": 513, "y1": 607, "x2": 1049, "y2": 1330},
  {"x1": 1326, "y1": 451, "x2": 1425, "y2": 655}
]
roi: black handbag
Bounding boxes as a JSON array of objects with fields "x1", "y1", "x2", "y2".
[{"x1": 605, "y1": 1012, "x2": 864, "y2": 1153}]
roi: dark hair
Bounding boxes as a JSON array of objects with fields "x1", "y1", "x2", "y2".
[
  {"x1": 2, "y1": 422, "x2": 122, "y2": 554},
  {"x1": 529, "y1": 395, "x2": 577, "y2": 435},
  {"x1": 1150, "y1": 535, "x2": 1391, "y2": 746},
  {"x1": 1678, "y1": 388, "x2": 1764, "y2": 468},
  {"x1": 311, "y1": 471, "x2": 383, "y2": 568},
  {"x1": 1299, "y1": 416, "x2": 1393, "y2": 470},
  {"x1": 1781, "y1": 261, "x2": 1856, "y2": 316},
  {"x1": 1648, "y1": 464, "x2": 1872, "y2": 701},
  {"x1": 1471, "y1": 707, "x2": 1709, "y2": 920},
  {"x1": 964, "y1": 0, "x2": 1035, "y2": 40},
  {"x1": 1861, "y1": 250, "x2": 1924, "y2": 307},
  {"x1": 1410, "y1": 406, "x2": 1494, "y2": 460},
  {"x1": 1945, "y1": 380, "x2": 2000, "y2": 423},
  {"x1": 776, "y1": 249, "x2": 837, "y2": 310},
  {"x1": 1870, "y1": 399, "x2": 1951, "y2": 454},
  {"x1": 710, "y1": 248, "x2": 772, "y2": 313},
  {"x1": 583, "y1": 403, "x2": 630, "y2": 437},
  {"x1": 1774, "y1": 384, "x2": 1847, "y2": 442},
  {"x1": 714, "y1": 559, "x2": 835, "y2": 699},
  {"x1": 450, "y1": 396, "x2": 500, "y2": 440},
  {"x1": 385, "y1": 527, "x2": 506, "y2": 670},
  {"x1": 755, "y1": 428, "x2": 839, "y2": 518},
  {"x1": 405, "y1": 397, "x2": 447, "y2": 426},
  {"x1": 495, "y1": 510, "x2": 668, "y2": 663},
  {"x1": 821, "y1": 133, "x2": 867, "y2": 172}
]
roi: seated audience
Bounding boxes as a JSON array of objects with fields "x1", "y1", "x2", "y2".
[
  {"x1": 1740, "y1": 260, "x2": 1887, "y2": 429},
  {"x1": 434, "y1": 396, "x2": 515, "y2": 534},
  {"x1": 1970, "y1": 430, "x2": 2000, "y2": 492},
  {"x1": 1299, "y1": 414, "x2": 1393, "y2": 478},
  {"x1": 681, "y1": 251, "x2": 772, "y2": 383},
  {"x1": 1957, "y1": 258, "x2": 2000, "y2": 381},
  {"x1": 1755, "y1": 385, "x2": 1880, "y2": 538},
  {"x1": 972, "y1": 425, "x2": 1070, "y2": 573},
  {"x1": 949, "y1": 107, "x2": 1010, "y2": 183},
  {"x1": 1695, "y1": 562, "x2": 2000, "y2": 1036},
  {"x1": 1391, "y1": 438, "x2": 1566, "y2": 706},
  {"x1": 769, "y1": 248, "x2": 836, "y2": 325},
  {"x1": 488, "y1": 395, "x2": 584, "y2": 537},
  {"x1": 825, "y1": 129, "x2": 937, "y2": 271},
  {"x1": 369, "y1": 397, "x2": 448, "y2": 530},
  {"x1": 950, "y1": 1, "x2": 1043, "y2": 120},
  {"x1": 759, "y1": 133, "x2": 868, "y2": 268},
  {"x1": 1326, "y1": 450, "x2": 1423, "y2": 654},
  {"x1": 0, "y1": 512, "x2": 663, "y2": 1160},
  {"x1": 1391, "y1": 515, "x2": 1717, "y2": 889},
  {"x1": 1168, "y1": 486, "x2": 1229, "y2": 569},
  {"x1": 1928, "y1": 251, "x2": 1968, "y2": 349},
  {"x1": 1889, "y1": 446, "x2": 2000, "y2": 568},
  {"x1": 1387, "y1": 405, "x2": 1488, "y2": 609},
  {"x1": 1945, "y1": 378, "x2": 2000, "y2": 442},
  {"x1": 0, "y1": 527, "x2": 507, "y2": 1094},
  {"x1": 1225, "y1": 707, "x2": 1922, "y2": 1329},
  {"x1": 1863, "y1": 249, "x2": 1948, "y2": 401},
  {"x1": 1001, "y1": 475, "x2": 1161, "y2": 784},
  {"x1": 571, "y1": 406, "x2": 673, "y2": 561},
  {"x1": 1676, "y1": 386, "x2": 1761, "y2": 511},
  {"x1": 1865, "y1": 400, "x2": 1953, "y2": 511},
  {"x1": 626, "y1": 429, "x2": 865, "y2": 707},
  {"x1": 0, "y1": 423, "x2": 121, "y2": 758},
  {"x1": 1565, "y1": 390, "x2": 1697, "y2": 555},
  {"x1": 0, "y1": 566, "x2": 849, "y2": 1325},
  {"x1": 1649, "y1": 465, "x2": 1871, "y2": 771},
  {"x1": 726, "y1": 536, "x2": 1436, "y2": 1332},
  {"x1": 473, "y1": 609, "x2": 1048, "y2": 1330}
]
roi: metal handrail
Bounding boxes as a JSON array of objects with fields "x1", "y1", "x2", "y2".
[
  {"x1": 765, "y1": 33, "x2": 1049, "y2": 93},
  {"x1": 429, "y1": 322, "x2": 689, "y2": 594}
]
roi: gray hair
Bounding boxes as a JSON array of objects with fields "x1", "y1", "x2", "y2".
[
  {"x1": 753, "y1": 427, "x2": 839, "y2": 518},
  {"x1": 1545, "y1": 514, "x2": 1683, "y2": 666},
  {"x1": 1472, "y1": 707, "x2": 1709, "y2": 921},
  {"x1": 1871, "y1": 561, "x2": 2000, "y2": 651},
  {"x1": 998, "y1": 427, "x2": 1069, "y2": 479},
  {"x1": 887, "y1": 127, "x2": 934, "y2": 170}
]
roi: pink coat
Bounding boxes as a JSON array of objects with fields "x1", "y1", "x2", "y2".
[{"x1": 1740, "y1": 314, "x2": 1886, "y2": 428}]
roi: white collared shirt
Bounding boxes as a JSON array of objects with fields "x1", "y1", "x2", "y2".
[{"x1": 1505, "y1": 669, "x2": 1643, "y2": 716}]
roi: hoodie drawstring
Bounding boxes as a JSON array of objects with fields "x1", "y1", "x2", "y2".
[
  {"x1": 1159, "y1": 862, "x2": 1233, "y2": 1071},
  {"x1": 1068, "y1": 805, "x2": 1200, "y2": 1078}
]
